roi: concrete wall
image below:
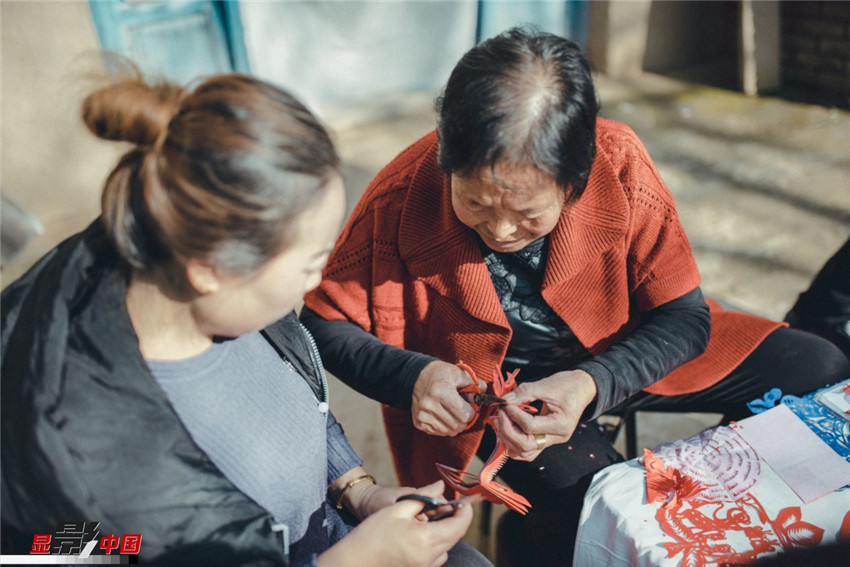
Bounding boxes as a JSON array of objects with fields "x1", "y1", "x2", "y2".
[
  {"x1": 642, "y1": 0, "x2": 739, "y2": 76},
  {"x1": 586, "y1": 0, "x2": 653, "y2": 78},
  {"x1": 782, "y1": 1, "x2": 850, "y2": 107},
  {"x1": 587, "y1": 1, "x2": 740, "y2": 81},
  {"x1": 588, "y1": 0, "x2": 780, "y2": 95}
]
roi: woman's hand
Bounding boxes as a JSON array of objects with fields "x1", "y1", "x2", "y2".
[
  {"x1": 332, "y1": 466, "x2": 414, "y2": 521},
  {"x1": 411, "y1": 360, "x2": 484, "y2": 436},
  {"x1": 494, "y1": 369, "x2": 597, "y2": 461},
  {"x1": 317, "y1": 480, "x2": 474, "y2": 567},
  {"x1": 346, "y1": 483, "x2": 416, "y2": 522}
]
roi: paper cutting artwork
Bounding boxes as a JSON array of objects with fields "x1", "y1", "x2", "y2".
[
  {"x1": 785, "y1": 397, "x2": 850, "y2": 466},
  {"x1": 652, "y1": 426, "x2": 761, "y2": 501},
  {"x1": 644, "y1": 450, "x2": 826, "y2": 566},
  {"x1": 655, "y1": 496, "x2": 825, "y2": 565},
  {"x1": 435, "y1": 363, "x2": 536, "y2": 514},
  {"x1": 644, "y1": 448, "x2": 706, "y2": 509}
]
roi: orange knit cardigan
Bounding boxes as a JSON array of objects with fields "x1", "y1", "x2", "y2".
[{"x1": 304, "y1": 119, "x2": 781, "y2": 487}]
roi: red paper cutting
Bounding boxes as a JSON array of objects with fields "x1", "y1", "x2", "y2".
[
  {"x1": 839, "y1": 510, "x2": 850, "y2": 541},
  {"x1": 644, "y1": 450, "x2": 826, "y2": 565},
  {"x1": 436, "y1": 364, "x2": 536, "y2": 514}
]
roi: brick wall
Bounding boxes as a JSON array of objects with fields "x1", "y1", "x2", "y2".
[{"x1": 782, "y1": 1, "x2": 850, "y2": 108}]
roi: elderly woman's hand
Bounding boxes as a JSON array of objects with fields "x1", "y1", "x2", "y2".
[
  {"x1": 411, "y1": 360, "x2": 484, "y2": 436},
  {"x1": 493, "y1": 369, "x2": 597, "y2": 461}
]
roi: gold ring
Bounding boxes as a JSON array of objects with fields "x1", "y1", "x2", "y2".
[{"x1": 534, "y1": 433, "x2": 547, "y2": 451}]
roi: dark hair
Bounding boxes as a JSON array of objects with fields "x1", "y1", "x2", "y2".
[
  {"x1": 436, "y1": 27, "x2": 598, "y2": 204},
  {"x1": 82, "y1": 66, "x2": 339, "y2": 280}
]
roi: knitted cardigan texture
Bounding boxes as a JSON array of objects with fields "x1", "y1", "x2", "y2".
[{"x1": 304, "y1": 119, "x2": 781, "y2": 487}]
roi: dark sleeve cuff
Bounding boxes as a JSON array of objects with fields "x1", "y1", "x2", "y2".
[{"x1": 573, "y1": 359, "x2": 616, "y2": 420}]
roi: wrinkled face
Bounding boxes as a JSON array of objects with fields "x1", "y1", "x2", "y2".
[
  {"x1": 193, "y1": 174, "x2": 345, "y2": 338},
  {"x1": 451, "y1": 163, "x2": 565, "y2": 253}
]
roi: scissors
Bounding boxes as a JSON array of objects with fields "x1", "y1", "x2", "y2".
[
  {"x1": 471, "y1": 393, "x2": 507, "y2": 407},
  {"x1": 395, "y1": 494, "x2": 481, "y2": 521}
]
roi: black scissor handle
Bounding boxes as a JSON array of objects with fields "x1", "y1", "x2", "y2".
[
  {"x1": 395, "y1": 494, "x2": 473, "y2": 521},
  {"x1": 395, "y1": 494, "x2": 446, "y2": 510}
]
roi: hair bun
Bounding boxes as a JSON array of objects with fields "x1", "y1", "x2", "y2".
[{"x1": 82, "y1": 74, "x2": 185, "y2": 147}]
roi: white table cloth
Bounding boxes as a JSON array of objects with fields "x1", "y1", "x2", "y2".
[{"x1": 573, "y1": 391, "x2": 850, "y2": 566}]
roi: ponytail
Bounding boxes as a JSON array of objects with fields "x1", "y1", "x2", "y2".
[
  {"x1": 83, "y1": 72, "x2": 184, "y2": 269},
  {"x1": 82, "y1": 73, "x2": 184, "y2": 147},
  {"x1": 82, "y1": 64, "x2": 339, "y2": 281}
]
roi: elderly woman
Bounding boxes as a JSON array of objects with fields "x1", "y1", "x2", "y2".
[
  {"x1": 301, "y1": 28, "x2": 849, "y2": 565},
  {"x1": 1, "y1": 67, "x2": 491, "y2": 567}
]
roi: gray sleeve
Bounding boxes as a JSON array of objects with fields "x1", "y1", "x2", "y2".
[{"x1": 325, "y1": 411, "x2": 364, "y2": 484}]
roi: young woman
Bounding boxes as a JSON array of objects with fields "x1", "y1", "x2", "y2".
[{"x1": 1, "y1": 68, "x2": 489, "y2": 567}]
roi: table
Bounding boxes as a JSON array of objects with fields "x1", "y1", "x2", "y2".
[{"x1": 573, "y1": 390, "x2": 850, "y2": 566}]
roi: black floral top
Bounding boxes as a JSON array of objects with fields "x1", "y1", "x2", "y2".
[{"x1": 479, "y1": 236, "x2": 589, "y2": 380}]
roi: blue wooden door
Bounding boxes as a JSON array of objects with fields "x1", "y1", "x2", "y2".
[
  {"x1": 477, "y1": 0, "x2": 588, "y2": 48},
  {"x1": 88, "y1": 0, "x2": 249, "y2": 85}
]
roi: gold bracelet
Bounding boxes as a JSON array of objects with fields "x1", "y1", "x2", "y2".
[{"x1": 334, "y1": 474, "x2": 376, "y2": 510}]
